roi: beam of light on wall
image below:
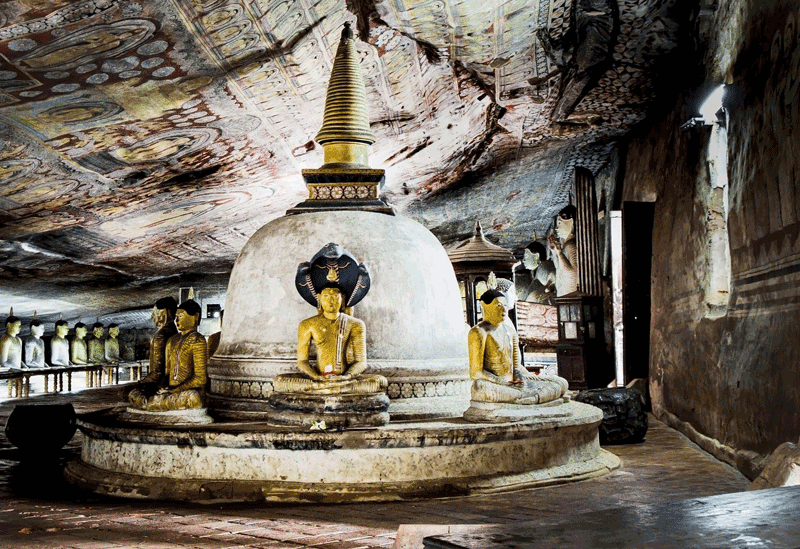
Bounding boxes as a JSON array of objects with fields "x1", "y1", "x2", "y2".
[{"x1": 699, "y1": 84, "x2": 727, "y2": 124}]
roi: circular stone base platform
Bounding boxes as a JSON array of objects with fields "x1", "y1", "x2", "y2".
[{"x1": 64, "y1": 401, "x2": 619, "y2": 504}]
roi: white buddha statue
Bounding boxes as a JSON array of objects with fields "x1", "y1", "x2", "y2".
[
  {"x1": 105, "y1": 323, "x2": 121, "y2": 363},
  {"x1": 87, "y1": 322, "x2": 107, "y2": 363},
  {"x1": 0, "y1": 313, "x2": 24, "y2": 370},
  {"x1": 50, "y1": 320, "x2": 71, "y2": 366},
  {"x1": 70, "y1": 323, "x2": 88, "y2": 365},
  {"x1": 23, "y1": 319, "x2": 47, "y2": 368},
  {"x1": 549, "y1": 204, "x2": 579, "y2": 296}
]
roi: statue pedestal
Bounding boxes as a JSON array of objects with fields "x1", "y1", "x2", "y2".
[
  {"x1": 120, "y1": 407, "x2": 213, "y2": 425},
  {"x1": 267, "y1": 392, "x2": 390, "y2": 429},
  {"x1": 64, "y1": 401, "x2": 617, "y2": 503},
  {"x1": 463, "y1": 398, "x2": 570, "y2": 423}
]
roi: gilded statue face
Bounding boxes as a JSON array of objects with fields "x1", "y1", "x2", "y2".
[
  {"x1": 318, "y1": 287, "x2": 343, "y2": 315},
  {"x1": 175, "y1": 309, "x2": 198, "y2": 332},
  {"x1": 555, "y1": 216, "x2": 574, "y2": 240},
  {"x1": 109, "y1": 326, "x2": 119, "y2": 337},
  {"x1": 93, "y1": 326, "x2": 105, "y2": 338},
  {"x1": 481, "y1": 296, "x2": 508, "y2": 326},
  {"x1": 152, "y1": 307, "x2": 170, "y2": 328},
  {"x1": 75, "y1": 326, "x2": 87, "y2": 338},
  {"x1": 56, "y1": 324, "x2": 68, "y2": 337},
  {"x1": 7, "y1": 320, "x2": 21, "y2": 337}
]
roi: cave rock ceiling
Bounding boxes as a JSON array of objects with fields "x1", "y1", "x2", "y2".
[{"x1": 0, "y1": 0, "x2": 687, "y2": 319}]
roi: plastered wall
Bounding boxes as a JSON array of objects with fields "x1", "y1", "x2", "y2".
[{"x1": 623, "y1": 0, "x2": 800, "y2": 478}]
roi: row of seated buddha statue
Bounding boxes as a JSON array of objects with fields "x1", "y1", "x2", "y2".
[
  {"x1": 121, "y1": 242, "x2": 568, "y2": 426},
  {"x1": 0, "y1": 313, "x2": 124, "y2": 371}
]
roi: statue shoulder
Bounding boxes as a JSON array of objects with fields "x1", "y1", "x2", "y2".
[
  {"x1": 186, "y1": 331, "x2": 207, "y2": 345},
  {"x1": 340, "y1": 313, "x2": 364, "y2": 328}
]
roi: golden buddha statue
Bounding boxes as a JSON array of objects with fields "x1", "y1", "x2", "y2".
[
  {"x1": 50, "y1": 320, "x2": 71, "y2": 366},
  {"x1": 104, "y1": 323, "x2": 121, "y2": 363},
  {"x1": 24, "y1": 319, "x2": 47, "y2": 368},
  {"x1": 0, "y1": 313, "x2": 23, "y2": 370},
  {"x1": 469, "y1": 289, "x2": 568, "y2": 405},
  {"x1": 87, "y1": 322, "x2": 107, "y2": 363},
  {"x1": 70, "y1": 322, "x2": 88, "y2": 365},
  {"x1": 273, "y1": 243, "x2": 386, "y2": 395},
  {"x1": 124, "y1": 297, "x2": 178, "y2": 402},
  {"x1": 128, "y1": 299, "x2": 207, "y2": 411}
]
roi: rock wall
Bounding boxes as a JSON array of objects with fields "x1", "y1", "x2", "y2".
[{"x1": 623, "y1": 0, "x2": 800, "y2": 478}]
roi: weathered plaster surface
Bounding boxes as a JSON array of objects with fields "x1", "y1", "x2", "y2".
[{"x1": 625, "y1": 0, "x2": 800, "y2": 478}]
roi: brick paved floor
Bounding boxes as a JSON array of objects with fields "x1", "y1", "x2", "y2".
[{"x1": 0, "y1": 383, "x2": 748, "y2": 548}]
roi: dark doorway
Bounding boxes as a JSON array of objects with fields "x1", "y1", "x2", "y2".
[{"x1": 623, "y1": 202, "x2": 655, "y2": 382}]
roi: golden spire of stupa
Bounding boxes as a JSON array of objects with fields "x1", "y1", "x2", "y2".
[{"x1": 314, "y1": 21, "x2": 376, "y2": 168}]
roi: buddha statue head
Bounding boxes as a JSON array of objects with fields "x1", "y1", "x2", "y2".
[
  {"x1": 175, "y1": 300, "x2": 201, "y2": 334},
  {"x1": 55, "y1": 319, "x2": 69, "y2": 338},
  {"x1": 92, "y1": 322, "x2": 105, "y2": 339},
  {"x1": 5, "y1": 315, "x2": 21, "y2": 337},
  {"x1": 555, "y1": 205, "x2": 576, "y2": 241},
  {"x1": 479, "y1": 289, "x2": 509, "y2": 327},
  {"x1": 74, "y1": 322, "x2": 87, "y2": 339},
  {"x1": 152, "y1": 296, "x2": 178, "y2": 329},
  {"x1": 317, "y1": 286, "x2": 345, "y2": 318},
  {"x1": 29, "y1": 319, "x2": 44, "y2": 339},
  {"x1": 296, "y1": 242, "x2": 371, "y2": 313},
  {"x1": 108, "y1": 323, "x2": 119, "y2": 338},
  {"x1": 523, "y1": 242, "x2": 547, "y2": 271}
]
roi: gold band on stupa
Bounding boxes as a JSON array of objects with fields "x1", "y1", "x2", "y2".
[{"x1": 314, "y1": 22, "x2": 376, "y2": 167}]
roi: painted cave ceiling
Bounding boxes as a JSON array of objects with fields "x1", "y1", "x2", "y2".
[{"x1": 0, "y1": 0, "x2": 690, "y2": 321}]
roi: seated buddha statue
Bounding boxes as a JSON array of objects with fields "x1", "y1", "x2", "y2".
[
  {"x1": 124, "y1": 297, "x2": 178, "y2": 404},
  {"x1": 23, "y1": 319, "x2": 47, "y2": 368},
  {"x1": 273, "y1": 243, "x2": 386, "y2": 396},
  {"x1": 469, "y1": 289, "x2": 568, "y2": 405},
  {"x1": 50, "y1": 319, "x2": 71, "y2": 366},
  {"x1": 127, "y1": 299, "x2": 207, "y2": 411},
  {"x1": 104, "y1": 323, "x2": 121, "y2": 363},
  {"x1": 70, "y1": 323, "x2": 88, "y2": 365},
  {"x1": 87, "y1": 322, "x2": 107, "y2": 363},
  {"x1": 0, "y1": 313, "x2": 24, "y2": 370}
]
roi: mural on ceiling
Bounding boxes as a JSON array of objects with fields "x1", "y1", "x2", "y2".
[{"x1": 0, "y1": 0, "x2": 688, "y2": 318}]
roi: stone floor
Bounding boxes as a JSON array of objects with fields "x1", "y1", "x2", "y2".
[{"x1": 0, "y1": 382, "x2": 749, "y2": 549}]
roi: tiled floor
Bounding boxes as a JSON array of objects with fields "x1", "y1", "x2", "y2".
[{"x1": 0, "y1": 382, "x2": 749, "y2": 548}]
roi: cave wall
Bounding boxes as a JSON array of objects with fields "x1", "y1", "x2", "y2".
[{"x1": 623, "y1": 0, "x2": 800, "y2": 478}]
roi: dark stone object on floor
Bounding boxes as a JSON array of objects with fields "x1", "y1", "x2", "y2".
[
  {"x1": 4, "y1": 403, "x2": 77, "y2": 454},
  {"x1": 574, "y1": 387, "x2": 647, "y2": 444}
]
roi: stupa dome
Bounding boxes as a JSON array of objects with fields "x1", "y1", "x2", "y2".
[{"x1": 208, "y1": 209, "x2": 470, "y2": 418}]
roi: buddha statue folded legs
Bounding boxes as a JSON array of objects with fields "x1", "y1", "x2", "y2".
[{"x1": 471, "y1": 374, "x2": 569, "y2": 405}]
